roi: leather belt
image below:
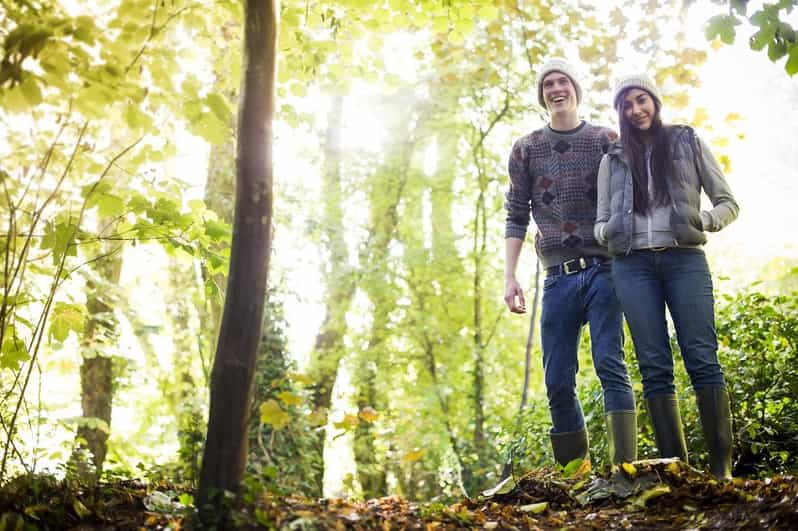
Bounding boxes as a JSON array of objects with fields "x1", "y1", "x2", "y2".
[{"x1": 546, "y1": 256, "x2": 607, "y2": 276}]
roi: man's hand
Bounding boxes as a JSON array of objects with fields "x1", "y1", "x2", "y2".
[{"x1": 504, "y1": 278, "x2": 526, "y2": 314}]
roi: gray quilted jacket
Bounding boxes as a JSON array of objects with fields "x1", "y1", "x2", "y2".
[{"x1": 594, "y1": 125, "x2": 739, "y2": 255}]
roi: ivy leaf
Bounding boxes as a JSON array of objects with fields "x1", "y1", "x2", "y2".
[
  {"x1": 259, "y1": 399, "x2": 289, "y2": 429},
  {"x1": 49, "y1": 302, "x2": 85, "y2": 342}
]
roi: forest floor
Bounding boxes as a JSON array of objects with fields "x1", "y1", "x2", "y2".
[{"x1": 0, "y1": 459, "x2": 796, "y2": 529}]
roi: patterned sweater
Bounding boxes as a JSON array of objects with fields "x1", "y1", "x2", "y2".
[{"x1": 505, "y1": 121, "x2": 617, "y2": 267}]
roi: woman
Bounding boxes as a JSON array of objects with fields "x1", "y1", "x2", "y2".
[{"x1": 594, "y1": 74, "x2": 739, "y2": 479}]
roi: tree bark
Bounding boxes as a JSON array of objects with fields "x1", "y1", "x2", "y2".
[
  {"x1": 307, "y1": 95, "x2": 353, "y2": 495},
  {"x1": 71, "y1": 224, "x2": 122, "y2": 484},
  {"x1": 197, "y1": 0, "x2": 276, "y2": 519}
]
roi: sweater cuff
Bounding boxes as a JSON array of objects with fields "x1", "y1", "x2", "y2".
[
  {"x1": 700, "y1": 211, "x2": 712, "y2": 232},
  {"x1": 505, "y1": 225, "x2": 527, "y2": 240}
]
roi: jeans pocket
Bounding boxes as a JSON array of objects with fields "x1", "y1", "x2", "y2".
[{"x1": 543, "y1": 274, "x2": 560, "y2": 291}]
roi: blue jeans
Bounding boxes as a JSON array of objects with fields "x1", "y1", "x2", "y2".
[
  {"x1": 612, "y1": 248, "x2": 726, "y2": 398},
  {"x1": 541, "y1": 261, "x2": 635, "y2": 433}
]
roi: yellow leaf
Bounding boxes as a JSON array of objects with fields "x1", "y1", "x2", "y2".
[
  {"x1": 306, "y1": 408, "x2": 326, "y2": 426},
  {"x1": 277, "y1": 391, "x2": 302, "y2": 406},
  {"x1": 711, "y1": 36, "x2": 724, "y2": 50},
  {"x1": 621, "y1": 462, "x2": 637, "y2": 477},
  {"x1": 259, "y1": 399, "x2": 289, "y2": 429},
  {"x1": 73, "y1": 499, "x2": 91, "y2": 519},
  {"x1": 402, "y1": 449, "x2": 426, "y2": 462},
  {"x1": 333, "y1": 413, "x2": 359, "y2": 431},
  {"x1": 288, "y1": 372, "x2": 315, "y2": 386},
  {"x1": 477, "y1": 5, "x2": 499, "y2": 22},
  {"x1": 290, "y1": 83, "x2": 307, "y2": 97},
  {"x1": 637, "y1": 484, "x2": 671, "y2": 505},
  {"x1": 358, "y1": 406, "x2": 379, "y2": 423},
  {"x1": 519, "y1": 502, "x2": 548, "y2": 514}
]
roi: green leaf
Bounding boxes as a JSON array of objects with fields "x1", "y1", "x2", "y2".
[
  {"x1": 730, "y1": 0, "x2": 748, "y2": 16},
  {"x1": 124, "y1": 104, "x2": 154, "y2": 132},
  {"x1": 259, "y1": 399, "x2": 289, "y2": 429},
  {"x1": 204, "y1": 92, "x2": 232, "y2": 124},
  {"x1": 519, "y1": 502, "x2": 548, "y2": 514},
  {"x1": 768, "y1": 40, "x2": 788, "y2": 61},
  {"x1": 705, "y1": 14, "x2": 739, "y2": 45},
  {"x1": 1, "y1": 332, "x2": 30, "y2": 369},
  {"x1": 204, "y1": 219, "x2": 231, "y2": 240},
  {"x1": 20, "y1": 76, "x2": 43, "y2": 106},
  {"x1": 127, "y1": 194, "x2": 151, "y2": 214},
  {"x1": 49, "y1": 303, "x2": 85, "y2": 342},
  {"x1": 477, "y1": 5, "x2": 499, "y2": 22},
  {"x1": 97, "y1": 194, "x2": 125, "y2": 218},
  {"x1": 277, "y1": 390, "x2": 302, "y2": 406},
  {"x1": 786, "y1": 45, "x2": 798, "y2": 75},
  {"x1": 750, "y1": 25, "x2": 776, "y2": 51}
]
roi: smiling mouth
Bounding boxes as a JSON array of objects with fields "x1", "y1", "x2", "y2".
[{"x1": 550, "y1": 96, "x2": 567, "y2": 104}]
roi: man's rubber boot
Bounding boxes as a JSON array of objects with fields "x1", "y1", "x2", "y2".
[
  {"x1": 696, "y1": 386, "x2": 733, "y2": 480},
  {"x1": 550, "y1": 428, "x2": 589, "y2": 467},
  {"x1": 606, "y1": 410, "x2": 637, "y2": 465},
  {"x1": 645, "y1": 394, "x2": 688, "y2": 462}
]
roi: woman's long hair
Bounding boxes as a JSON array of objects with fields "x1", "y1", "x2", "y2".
[{"x1": 617, "y1": 89, "x2": 675, "y2": 214}]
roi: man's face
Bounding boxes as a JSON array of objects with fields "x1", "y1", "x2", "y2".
[{"x1": 542, "y1": 72, "x2": 578, "y2": 114}]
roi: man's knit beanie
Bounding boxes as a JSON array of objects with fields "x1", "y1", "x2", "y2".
[
  {"x1": 536, "y1": 58, "x2": 582, "y2": 109},
  {"x1": 612, "y1": 74, "x2": 661, "y2": 110}
]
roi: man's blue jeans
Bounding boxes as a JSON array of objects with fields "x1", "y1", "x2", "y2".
[
  {"x1": 611, "y1": 248, "x2": 726, "y2": 398},
  {"x1": 541, "y1": 261, "x2": 635, "y2": 433}
]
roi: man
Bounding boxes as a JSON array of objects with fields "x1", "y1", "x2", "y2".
[{"x1": 503, "y1": 58, "x2": 636, "y2": 468}]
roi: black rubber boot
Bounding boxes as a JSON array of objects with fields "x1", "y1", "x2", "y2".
[
  {"x1": 550, "y1": 428, "x2": 589, "y2": 467},
  {"x1": 645, "y1": 394, "x2": 688, "y2": 462},
  {"x1": 606, "y1": 410, "x2": 637, "y2": 465},
  {"x1": 696, "y1": 386, "x2": 733, "y2": 480}
]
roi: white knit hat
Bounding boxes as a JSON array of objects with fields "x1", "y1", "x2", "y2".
[
  {"x1": 536, "y1": 58, "x2": 582, "y2": 109},
  {"x1": 612, "y1": 74, "x2": 661, "y2": 109}
]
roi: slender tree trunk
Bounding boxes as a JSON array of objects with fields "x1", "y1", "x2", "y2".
[
  {"x1": 307, "y1": 94, "x2": 354, "y2": 495},
  {"x1": 197, "y1": 0, "x2": 276, "y2": 518},
  {"x1": 71, "y1": 223, "x2": 122, "y2": 484}
]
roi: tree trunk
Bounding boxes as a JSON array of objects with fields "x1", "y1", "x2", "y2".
[
  {"x1": 197, "y1": 0, "x2": 276, "y2": 519},
  {"x1": 307, "y1": 94, "x2": 353, "y2": 495},
  {"x1": 71, "y1": 225, "x2": 122, "y2": 484}
]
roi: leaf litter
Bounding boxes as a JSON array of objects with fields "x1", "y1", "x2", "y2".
[{"x1": 0, "y1": 460, "x2": 796, "y2": 529}]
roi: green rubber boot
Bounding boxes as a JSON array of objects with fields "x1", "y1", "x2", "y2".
[
  {"x1": 645, "y1": 394, "x2": 688, "y2": 462},
  {"x1": 606, "y1": 410, "x2": 637, "y2": 465},
  {"x1": 696, "y1": 386, "x2": 733, "y2": 480},
  {"x1": 550, "y1": 428, "x2": 589, "y2": 467}
]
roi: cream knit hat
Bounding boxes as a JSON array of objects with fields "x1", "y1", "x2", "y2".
[
  {"x1": 612, "y1": 74, "x2": 661, "y2": 109},
  {"x1": 536, "y1": 58, "x2": 582, "y2": 109}
]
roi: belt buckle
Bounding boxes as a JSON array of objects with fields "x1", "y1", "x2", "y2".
[{"x1": 563, "y1": 258, "x2": 585, "y2": 275}]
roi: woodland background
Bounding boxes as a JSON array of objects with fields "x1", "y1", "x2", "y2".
[{"x1": 1, "y1": 0, "x2": 797, "y2": 512}]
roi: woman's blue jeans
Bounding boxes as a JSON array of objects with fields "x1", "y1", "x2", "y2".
[
  {"x1": 611, "y1": 248, "x2": 726, "y2": 398},
  {"x1": 541, "y1": 261, "x2": 635, "y2": 433}
]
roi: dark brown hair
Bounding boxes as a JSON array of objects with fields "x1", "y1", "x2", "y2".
[{"x1": 617, "y1": 89, "x2": 675, "y2": 215}]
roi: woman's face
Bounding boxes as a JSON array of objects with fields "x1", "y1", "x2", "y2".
[{"x1": 621, "y1": 88, "x2": 656, "y2": 131}]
